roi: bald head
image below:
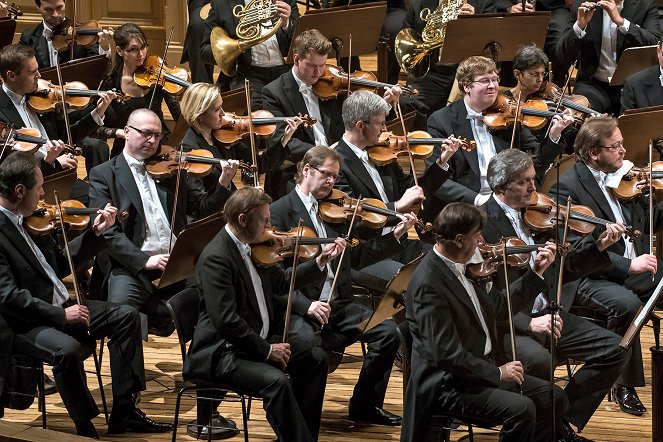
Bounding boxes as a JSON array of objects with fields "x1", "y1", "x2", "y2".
[{"x1": 124, "y1": 108, "x2": 163, "y2": 160}]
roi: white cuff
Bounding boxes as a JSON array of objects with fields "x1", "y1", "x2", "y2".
[{"x1": 573, "y1": 22, "x2": 587, "y2": 38}]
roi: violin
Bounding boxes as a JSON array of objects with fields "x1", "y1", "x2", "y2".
[
  {"x1": 613, "y1": 162, "x2": 663, "y2": 201},
  {"x1": 312, "y1": 65, "x2": 418, "y2": 101},
  {"x1": 251, "y1": 225, "x2": 350, "y2": 267},
  {"x1": 145, "y1": 146, "x2": 256, "y2": 180},
  {"x1": 465, "y1": 236, "x2": 546, "y2": 282},
  {"x1": 319, "y1": 188, "x2": 432, "y2": 232},
  {"x1": 134, "y1": 55, "x2": 192, "y2": 95},
  {"x1": 534, "y1": 81, "x2": 601, "y2": 121},
  {"x1": 4, "y1": 3, "x2": 21, "y2": 19},
  {"x1": 483, "y1": 94, "x2": 581, "y2": 131},
  {"x1": 524, "y1": 192, "x2": 641, "y2": 240},
  {"x1": 24, "y1": 200, "x2": 128, "y2": 236},
  {"x1": 51, "y1": 18, "x2": 106, "y2": 52},
  {"x1": 213, "y1": 111, "x2": 317, "y2": 145},
  {"x1": 0, "y1": 122, "x2": 81, "y2": 156},
  {"x1": 27, "y1": 79, "x2": 129, "y2": 113},
  {"x1": 367, "y1": 131, "x2": 476, "y2": 166}
]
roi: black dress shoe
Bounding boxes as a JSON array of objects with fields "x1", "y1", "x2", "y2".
[
  {"x1": 348, "y1": 402, "x2": 402, "y2": 426},
  {"x1": 559, "y1": 421, "x2": 593, "y2": 442},
  {"x1": 108, "y1": 407, "x2": 173, "y2": 434},
  {"x1": 611, "y1": 385, "x2": 646, "y2": 416},
  {"x1": 186, "y1": 414, "x2": 239, "y2": 440},
  {"x1": 43, "y1": 373, "x2": 57, "y2": 395},
  {"x1": 75, "y1": 420, "x2": 99, "y2": 439}
]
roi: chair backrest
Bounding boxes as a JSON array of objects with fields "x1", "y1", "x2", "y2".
[{"x1": 166, "y1": 287, "x2": 200, "y2": 363}]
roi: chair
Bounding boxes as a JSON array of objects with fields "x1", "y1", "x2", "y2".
[{"x1": 167, "y1": 287, "x2": 250, "y2": 442}]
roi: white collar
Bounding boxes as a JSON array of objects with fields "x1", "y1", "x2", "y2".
[
  {"x1": 123, "y1": 150, "x2": 145, "y2": 169},
  {"x1": 0, "y1": 204, "x2": 23, "y2": 229},
  {"x1": 291, "y1": 68, "x2": 312, "y2": 90},
  {"x1": 343, "y1": 135, "x2": 368, "y2": 161},
  {"x1": 463, "y1": 99, "x2": 483, "y2": 120},
  {"x1": 295, "y1": 185, "x2": 317, "y2": 213},
  {"x1": 2, "y1": 83, "x2": 26, "y2": 107},
  {"x1": 493, "y1": 195, "x2": 521, "y2": 220},
  {"x1": 225, "y1": 224, "x2": 251, "y2": 256}
]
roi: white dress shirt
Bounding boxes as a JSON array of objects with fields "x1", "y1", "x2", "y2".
[
  {"x1": 244, "y1": 0, "x2": 286, "y2": 68},
  {"x1": 465, "y1": 100, "x2": 496, "y2": 206},
  {"x1": 292, "y1": 68, "x2": 328, "y2": 146}
]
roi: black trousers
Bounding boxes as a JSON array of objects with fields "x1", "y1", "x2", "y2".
[
  {"x1": 506, "y1": 310, "x2": 629, "y2": 429},
  {"x1": 573, "y1": 78, "x2": 622, "y2": 115},
  {"x1": 16, "y1": 300, "x2": 145, "y2": 422},
  {"x1": 182, "y1": 1, "x2": 215, "y2": 84},
  {"x1": 231, "y1": 64, "x2": 291, "y2": 110}
]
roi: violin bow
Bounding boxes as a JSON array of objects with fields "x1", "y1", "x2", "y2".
[
  {"x1": 346, "y1": 34, "x2": 352, "y2": 97},
  {"x1": 68, "y1": 1, "x2": 76, "y2": 62},
  {"x1": 649, "y1": 140, "x2": 655, "y2": 281},
  {"x1": 52, "y1": 53, "x2": 74, "y2": 149},
  {"x1": 167, "y1": 143, "x2": 186, "y2": 254},
  {"x1": 326, "y1": 195, "x2": 362, "y2": 306},
  {"x1": 555, "y1": 196, "x2": 572, "y2": 305},
  {"x1": 282, "y1": 218, "x2": 305, "y2": 342},
  {"x1": 500, "y1": 241, "x2": 521, "y2": 394},
  {"x1": 0, "y1": 125, "x2": 14, "y2": 159},
  {"x1": 244, "y1": 79, "x2": 260, "y2": 187},
  {"x1": 544, "y1": 60, "x2": 577, "y2": 140},
  {"x1": 509, "y1": 89, "x2": 522, "y2": 150},
  {"x1": 149, "y1": 26, "x2": 175, "y2": 111}
]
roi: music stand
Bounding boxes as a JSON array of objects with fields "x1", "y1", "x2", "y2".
[
  {"x1": 617, "y1": 109, "x2": 663, "y2": 165},
  {"x1": 221, "y1": 86, "x2": 251, "y2": 115},
  {"x1": 439, "y1": 12, "x2": 550, "y2": 64},
  {"x1": 285, "y1": 2, "x2": 387, "y2": 66},
  {"x1": 610, "y1": 45, "x2": 658, "y2": 86},
  {"x1": 356, "y1": 254, "x2": 425, "y2": 333},
  {"x1": 155, "y1": 211, "x2": 225, "y2": 288},
  {"x1": 386, "y1": 111, "x2": 416, "y2": 136},
  {"x1": 40, "y1": 55, "x2": 109, "y2": 89},
  {"x1": 620, "y1": 277, "x2": 663, "y2": 349},
  {"x1": 42, "y1": 168, "x2": 77, "y2": 205},
  {"x1": 0, "y1": 18, "x2": 16, "y2": 49}
]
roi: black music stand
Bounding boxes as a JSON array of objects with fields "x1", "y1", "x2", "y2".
[
  {"x1": 610, "y1": 45, "x2": 658, "y2": 86},
  {"x1": 155, "y1": 211, "x2": 225, "y2": 288},
  {"x1": 42, "y1": 168, "x2": 77, "y2": 205},
  {"x1": 617, "y1": 109, "x2": 663, "y2": 165},
  {"x1": 0, "y1": 18, "x2": 16, "y2": 49},
  {"x1": 40, "y1": 55, "x2": 109, "y2": 89},
  {"x1": 439, "y1": 12, "x2": 550, "y2": 64},
  {"x1": 285, "y1": 2, "x2": 387, "y2": 66}
]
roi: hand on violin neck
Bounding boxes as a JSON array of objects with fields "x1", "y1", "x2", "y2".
[
  {"x1": 92, "y1": 203, "x2": 118, "y2": 236},
  {"x1": 317, "y1": 237, "x2": 346, "y2": 267},
  {"x1": 55, "y1": 153, "x2": 77, "y2": 170},
  {"x1": 395, "y1": 186, "x2": 425, "y2": 212},
  {"x1": 218, "y1": 159, "x2": 240, "y2": 188},
  {"x1": 98, "y1": 28, "x2": 114, "y2": 51},
  {"x1": 307, "y1": 301, "x2": 331, "y2": 325},
  {"x1": 532, "y1": 241, "x2": 556, "y2": 276},
  {"x1": 438, "y1": 136, "x2": 460, "y2": 165},
  {"x1": 281, "y1": 116, "x2": 303, "y2": 147},
  {"x1": 393, "y1": 212, "x2": 417, "y2": 240},
  {"x1": 629, "y1": 254, "x2": 657, "y2": 276},
  {"x1": 382, "y1": 85, "x2": 402, "y2": 104},
  {"x1": 528, "y1": 314, "x2": 563, "y2": 339},
  {"x1": 596, "y1": 222, "x2": 627, "y2": 251},
  {"x1": 94, "y1": 90, "x2": 117, "y2": 117},
  {"x1": 548, "y1": 113, "x2": 574, "y2": 142},
  {"x1": 43, "y1": 139, "x2": 66, "y2": 165}
]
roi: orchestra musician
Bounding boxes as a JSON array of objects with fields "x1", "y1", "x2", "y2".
[
  {"x1": 184, "y1": 186, "x2": 345, "y2": 442},
  {"x1": 482, "y1": 149, "x2": 630, "y2": 438},
  {"x1": 425, "y1": 56, "x2": 573, "y2": 210},
  {"x1": 88, "y1": 108, "x2": 234, "y2": 337},
  {"x1": 620, "y1": 35, "x2": 663, "y2": 113},
  {"x1": 0, "y1": 152, "x2": 172, "y2": 438},
  {"x1": 269, "y1": 145, "x2": 418, "y2": 427},
  {"x1": 554, "y1": 0, "x2": 661, "y2": 115},
  {"x1": 401, "y1": 202, "x2": 565, "y2": 442},
  {"x1": 180, "y1": 0, "x2": 214, "y2": 84},
  {"x1": 550, "y1": 116, "x2": 663, "y2": 416},
  {"x1": 96, "y1": 23, "x2": 181, "y2": 158}
]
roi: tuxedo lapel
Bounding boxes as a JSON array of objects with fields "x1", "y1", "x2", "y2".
[
  {"x1": 0, "y1": 89, "x2": 27, "y2": 129},
  {"x1": 221, "y1": 228, "x2": 264, "y2": 320},
  {"x1": 113, "y1": 155, "x2": 147, "y2": 223},
  {"x1": 575, "y1": 162, "x2": 617, "y2": 222},
  {"x1": 484, "y1": 197, "x2": 518, "y2": 238},
  {"x1": 284, "y1": 73, "x2": 315, "y2": 141},
  {"x1": 451, "y1": 103, "x2": 480, "y2": 177},
  {"x1": 0, "y1": 212, "x2": 50, "y2": 281},
  {"x1": 337, "y1": 139, "x2": 383, "y2": 199}
]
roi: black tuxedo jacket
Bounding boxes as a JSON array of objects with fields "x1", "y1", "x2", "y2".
[
  {"x1": 0, "y1": 211, "x2": 105, "y2": 408},
  {"x1": 426, "y1": 99, "x2": 564, "y2": 205},
  {"x1": 403, "y1": 250, "x2": 546, "y2": 441},
  {"x1": 481, "y1": 196, "x2": 611, "y2": 333},
  {"x1": 19, "y1": 22, "x2": 100, "y2": 69},
  {"x1": 269, "y1": 189, "x2": 403, "y2": 317},
  {"x1": 88, "y1": 153, "x2": 231, "y2": 293},
  {"x1": 549, "y1": 161, "x2": 663, "y2": 283},
  {"x1": 183, "y1": 227, "x2": 324, "y2": 380},
  {"x1": 200, "y1": 0, "x2": 300, "y2": 74},
  {"x1": 555, "y1": 0, "x2": 660, "y2": 82},
  {"x1": 261, "y1": 70, "x2": 345, "y2": 198},
  {"x1": 620, "y1": 65, "x2": 663, "y2": 113}
]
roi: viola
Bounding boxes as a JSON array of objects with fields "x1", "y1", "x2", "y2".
[
  {"x1": 367, "y1": 131, "x2": 476, "y2": 166},
  {"x1": 24, "y1": 200, "x2": 129, "y2": 236},
  {"x1": 28, "y1": 78, "x2": 130, "y2": 113},
  {"x1": 251, "y1": 226, "x2": 350, "y2": 267},
  {"x1": 312, "y1": 65, "x2": 418, "y2": 101},
  {"x1": 465, "y1": 236, "x2": 546, "y2": 282},
  {"x1": 145, "y1": 146, "x2": 256, "y2": 180},
  {"x1": 213, "y1": 111, "x2": 317, "y2": 145},
  {"x1": 51, "y1": 18, "x2": 106, "y2": 52},
  {"x1": 0, "y1": 122, "x2": 81, "y2": 156},
  {"x1": 483, "y1": 94, "x2": 581, "y2": 131},
  {"x1": 524, "y1": 192, "x2": 641, "y2": 240},
  {"x1": 613, "y1": 162, "x2": 663, "y2": 201},
  {"x1": 134, "y1": 55, "x2": 192, "y2": 95},
  {"x1": 319, "y1": 188, "x2": 432, "y2": 232},
  {"x1": 534, "y1": 81, "x2": 601, "y2": 121}
]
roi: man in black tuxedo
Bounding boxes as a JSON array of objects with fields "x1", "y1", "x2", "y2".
[
  {"x1": 200, "y1": 0, "x2": 299, "y2": 107},
  {"x1": 555, "y1": 0, "x2": 661, "y2": 114},
  {"x1": 426, "y1": 55, "x2": 572, "y2": 213},
  {"x1": 482, "y1": 149, "x2": 630, "y2": 436},
  {"x1": 184, "y1": 186, "x2": 344, "y2": 442},
  {"x1": 88, "y1": 108, "x2": 236, "y2": 335},
  {"x1": 0, "y1": 152, "x2": 171, "y2": 438},
  {"x1": 261, "y1": 29, "x2": 402, "y2": 200},
  {"x1": 550, "y1": 116, "x2": 663, "y2": 416},
  {"x1": 401, "y1": 202, "x2": 566, "y2": 442},
  {"x1": 181, "y1": 0, "x2": 214, "y2": 84},
  {"x1": 270, "y1": 145, "x2": 418, "y2": 426},
  {"x1": 620, "y1": 36, "x2": 663, "y2": 113}
]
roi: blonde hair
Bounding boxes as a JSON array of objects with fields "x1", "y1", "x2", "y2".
[{"x1": 180, "y1": 83, "x2": 223, "y2": 134}]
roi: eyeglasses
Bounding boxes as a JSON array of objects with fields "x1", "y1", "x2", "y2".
[
  {"x1": 472, "y1": 76, "x2": 500, "y2": 86},
  {"x1": 311, "y1": 165, "x2": 339, "y2": 182},
  {"x1": 524, "y1": 71, "x2": 548, "y2": 79},
  {"x1": 124, "y1": 44, "x2": 149, "y2": 56},
  {"x1": 361, "y1": 120, "x2": 387, "y2": 129},
  {"x1": 599, "y1": 140, "x2": 625, "y2": 151},
  {"x1": 128, "y1": 125, "x2": 163, "y2": 141}
]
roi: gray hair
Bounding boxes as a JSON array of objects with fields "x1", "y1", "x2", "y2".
[
  {"x1": 341, "y1": 90, "x2": 389, "y2": 131},
  {"x1": 487, "y1": 149, "x2": 534, "y2": 193}
]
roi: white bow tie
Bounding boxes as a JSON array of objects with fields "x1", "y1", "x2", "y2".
[
  {"x1": 130, "y1": 161, "x2": 146, "y2": 173},
  {"x1": 454, "y1": 262, "x2": 466, "y2": 275},
  {"x1": 42, "y1": 27, "x2": 53, "y2": 40},
  {"x1": 299, "y1": 83, "x2": 313, "y2": 94}
]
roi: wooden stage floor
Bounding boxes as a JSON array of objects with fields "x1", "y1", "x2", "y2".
[{"x1": 1, "y1": 310, "x2": 660, "y2": 441}]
